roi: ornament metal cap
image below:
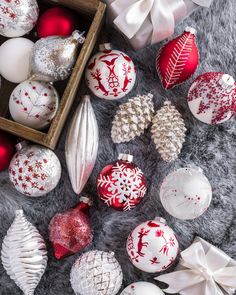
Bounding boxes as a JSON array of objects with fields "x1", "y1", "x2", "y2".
[
  {"x1": 154, "y1": 217, "x2": 167, "y2": 224},
  {"x1": 15, "y1": 209, "x2": 24, "y2": 217},
  {"x1": 72, "y1": 30, "x2": 86, "y2": 44},
  {"x1": 185, "y1": 26, "x2": 197, "y2": 35},
  {"x1": 99, "y1": 43, "x2": 112, "y2": 51},
  {"x1": 118, "y1": 153, "x2": 133, "y2": 162},
  {"x1": 15, "y1": 141, "x2": 28, "y2": 152},
  {"x1": 219, "y1": 74, "x2": 235, "y2": 91},
  {"x1": 79, "y1": 196, "x2": 93, "y2": 206}
]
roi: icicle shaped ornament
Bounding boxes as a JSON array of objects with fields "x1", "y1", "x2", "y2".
[{"x1": 1, "y1": 210, "x2": 47, "y2": 295}]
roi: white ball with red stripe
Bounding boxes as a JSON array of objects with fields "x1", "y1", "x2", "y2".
[{"x1": 121, "y1": 282, "x2": 164, "y2": 295}]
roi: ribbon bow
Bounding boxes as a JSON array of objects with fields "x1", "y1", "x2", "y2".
[{"x1": 156, "y1": 240, "x2": 236, "y2": 295}]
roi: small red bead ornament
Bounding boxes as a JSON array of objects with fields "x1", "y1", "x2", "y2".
[
  {"x1": 49, "y1": 196, "x2": 93, "y2": 260},
  {"x1": 0, "y1": 130, "x2": 15, "y2": 172},
  {"x1": 96, "y1": 154, "x2": 147, "y2": 211},
  {"x1": 156, "y1": 27, "x2": 199, "y2": 89},
  {"x1": 187, "y1": 72, "x2": 236, "y2": 124}
]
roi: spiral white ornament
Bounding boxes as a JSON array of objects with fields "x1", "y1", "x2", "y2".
[{"x1": 1, "y1": 210, "x2": 48, "y2": 295}]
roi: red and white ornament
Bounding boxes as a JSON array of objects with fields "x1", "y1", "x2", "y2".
[
  {"x1": 96, "y1": 154, "x2": 147, "y2": 211},
  {"x1": 156, "y1": 27, "x2": 199, "y2": 89},
  {"x1": 121, "y1": 282, "x2": 164, "y2": 295},
  {"x1": 187, "y1": 72, "x2": 236, "y2": 125},
  {"x1": 85, "y1": 44, "x2": 136, "y2": 100},
  {"x1": 160, "y1": 167, "x2": 212, "y2": 220},
  {"x1": 9, "y1": 80, "x2": 59, "y2": 130},
  {"x1": 9, "y1": 143, "x2": 61, "y2": 197},
  {"x1": 127, "y1": 218, "x2": 179, "y2": 273}
]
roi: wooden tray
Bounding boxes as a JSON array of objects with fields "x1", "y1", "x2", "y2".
[{"x1": 0, "y1": 0, "x2": 106, "y2": 149}]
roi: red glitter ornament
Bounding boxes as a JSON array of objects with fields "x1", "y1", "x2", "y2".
[
  {"x1": 49, "y1": 196, "x2": 93, "y2": 260},
  {"x1": 156, "y1": 27, "x2": 199, "y2": 90},
  {"x1": 37, "y1": 7, "x2": 76, "y2": 38},
  {"x1": 96, "y1": 154, "x2": 147, "y2": 211},
  {"x1": 0, "y1": 130, "x2": 15, "y2": 172}
]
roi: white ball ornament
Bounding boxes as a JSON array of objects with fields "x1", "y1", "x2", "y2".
[
  {"x1": 160, "y1": 167, "x2": 212, "y2": 220},
  {"x1": 9, "y1": 80, "x2": 59, "y2": 130},
  {"x1": 0, "y1": 38, "x2": 34, "y2": 83},
  {"x1": 85, "y1": 43, "x2": 136, "y2": 100},
  {"x1": 127, "y1": 218, "x2": 179, "y2": 273},
  {"x1": 121, "y1": 282, "x2": 164, "y2": 295}
]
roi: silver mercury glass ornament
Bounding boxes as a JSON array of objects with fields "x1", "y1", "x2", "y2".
[{"x1": 30, "y1": 30, "x2": 85, "y2": 82}]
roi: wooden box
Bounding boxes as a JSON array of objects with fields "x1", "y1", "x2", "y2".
[{"x1": 0, "y1": 0, "x2": 106, "y2": 149}]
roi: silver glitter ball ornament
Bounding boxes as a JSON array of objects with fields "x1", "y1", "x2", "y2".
[
  {"x1": 70, "y1": 250, "x2": 123, "y2": 295},
  {"x1": 1, "y1": 210, "x2": 47, "y2": 295},
  {"x1": 31, "y1": 30, "x2": 85, "y2": 82},
  {"x1": 9, "y1": 143, "x2": 61, "y2": 197}
]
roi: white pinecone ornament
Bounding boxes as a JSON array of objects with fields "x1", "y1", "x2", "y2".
[
  {"x1": 111, "y1": 93, "x2": 154, "y2": 143},
  {"x1": 151, "y1": 101, "x2": 187, "y2": 162}
]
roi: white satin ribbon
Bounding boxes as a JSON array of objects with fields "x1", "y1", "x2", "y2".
[{"x1": 156, "y1": 239, "x2": 236, "y2": 295}]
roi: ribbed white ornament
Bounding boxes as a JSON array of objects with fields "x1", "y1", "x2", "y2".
[
  {"x1": 65, "y1": 95, "x2": 99, "y2": 195},
  {"x1": 1, "y1": 210, "x2": 47, "y2": 295}
]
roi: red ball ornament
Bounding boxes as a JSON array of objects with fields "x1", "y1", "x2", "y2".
[
  {"x1": 37, "y1": 7, "x2": 76, "y2": 38},
  {"x1": 49, "y1": 196, "x2": 93, "y2": 260},
  {"x1": 0, "y1": 130, "x2": 15, "y2": 172},
  {"x1": 96, "y1": 154, "x2": 147, "y2": 211},
  {"x1": 156, "y1": 27, "x2": 199, "y2": 90}
]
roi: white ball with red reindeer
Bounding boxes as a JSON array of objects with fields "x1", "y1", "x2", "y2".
[
  {"x1": 126, "y1": 218, "x2": 179, "y2": 273},
  {"x1": 85, "y1": 43, "x2": 136, "y2": 100}
]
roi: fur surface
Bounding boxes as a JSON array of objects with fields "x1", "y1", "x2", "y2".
[{"x1": 0, "y1": 0, "x2": 235, "y2": 294}]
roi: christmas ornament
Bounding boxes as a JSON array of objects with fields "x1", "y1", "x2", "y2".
[
  {"x1": 111, "y1": 93, "x2": 154, "y2": 143},
  {"x1": 9, "y1": 80, "x2": 59, "y2": 130},
  {"x1": 160, "y1": 167, "x2": 212, "y2": 220},
  {"x1": 151, "y1": 101, "x2": 187, "y2": 162},
  {"x1": 37, "y1": 7, "x2": 77, "y2": 38},
  {"x1": 127, "y1": 217, "x2": 179, "y2": 273},
  {"x1": 65, "y1": 95, "x2": 98, "y2": 196},
  {"x1": 31, "y1": 30, "x2": 85, "y2": 82},
  {"x1": 0, "y1": 38, "x2": 34, "y2": 83},
  {"x1": 1, "y1": 210, "x2": 47, "y2": 295},
  {"x1": 0, "y1": 0, "x2": 39, "y2": 37},
  {"x1": 49, "y1": 196, "x2": 93, "y2": 260},
  {"x1": 85, "y1": 43, "x2": 136, "y2": 100},
  {"x1": 70, "y1": 250, "x2": 123, "y2": 295},
  {"x1": 121, "y1": 282, "x2": 164, "y2": 295},
  {"x1": 156, "y1": 27, "x2": 199, "y2": 89},
  {"x1": 187, "y1": 72, "x2": 236, "y2": 125},
  {"x1": 9, "y1": 143, "x2": 61, "y2": 197},
  {"x1": 97, "y1": 154, "x2": 147, "y2": 211},
  {"x1": 0, "y1": 130, "x2": 15, "y2": 172}
]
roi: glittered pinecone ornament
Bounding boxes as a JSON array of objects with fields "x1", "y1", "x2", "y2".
[
  {"x1": 1, "y1": 210, "x2": 47, "y2": 295},
  {"x1": 70, "y1": 250, "x2": 123, "y2": 295},
  {"x1": 96, "y1": 154, "x2": 147, "y2": 211},
  {"x1": 187, "y1": 72, "x2": 236, "y2": 124},
  {"x1": 156, "y1": 27, "x2": 199, "y2": 89},
  {"x1": 111, "y1": 93, "x2": 154, "y2": 143},
  {"x1": 85, "y1": 43, "x2": 136, "y2": 100},
  {"x1": 49, "y1": 196, "x2": 93, "y2": 260},
  {"x1": 31, "y1": 30, "x2": 85, "y2": 82},
  {"x1": 151, "y1": 102, "x2": 187, "y2": 162}
]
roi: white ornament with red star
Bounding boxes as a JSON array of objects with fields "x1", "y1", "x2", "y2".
[
  {"x1": 9, "y1": 143, "x2": 61, "y2": 197},
  {"x1": 187, "y1": 72, "x2": 236, "y2": 125},
  {"x1": 9, "y1": 80, "x2": 59, "y2": 130},
  {"x1": 160, "y1": 167, "x2": 212, "y2": 220},
  {"x1": 120, "y1": 282, "x2": 164, "y2": 295},
  {"x1": 85, "y1": 43, "x2": 136, "y2": 100},
  {"x1": 126, "y1": 218, "x2": 179, "y2": 273}
]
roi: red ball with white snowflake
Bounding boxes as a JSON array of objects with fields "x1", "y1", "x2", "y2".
[
  {"x1": 9, "y1": 143, "x2": 61, "y2": 197},
  {"x1": 127, "y1": 218, "x2": 179, "y2": 273},
  {"x1": 85, "y1": 43, "x2": 136, "y2": 100},
  {"x1": 156, "y1": 27, "x2": 199, "y2": 89},
  {"x1": 187, "y1": 72, "x2": 236, "y2": 124},
  {"x1": 96, "y1": 154, "x2": 147, "y2": 211}
]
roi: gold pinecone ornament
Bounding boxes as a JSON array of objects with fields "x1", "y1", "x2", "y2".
[
  {"x1": 151, "y1": 101, "x2": 187, "y2": 162},
  {"x1": 111, "y1": 93, "x2": 154, "y2": 143}
]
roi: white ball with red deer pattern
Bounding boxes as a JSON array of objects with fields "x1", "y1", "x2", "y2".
[
  {"x1": 120, "y1": 282, "x2": 164, "y2": 295},
  {"x1": 126, "y1": 218, "x2": 178, "y2": 273},
  {"x1": 85, "y1": 44, "x2": 136, "y2": 100}
]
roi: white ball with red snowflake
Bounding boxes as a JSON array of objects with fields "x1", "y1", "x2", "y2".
[
  {"x1": 9, "y1": 143, "x2": 61, "y2": 197},
  {"x1": 9, "y1": 80, "x2": 59, "y2": 130},
  {"x1": 187, "y1": 72, "x2": 236, "y2": 125},
  {"x1": 160, "y1": 167, "x2": 212, "y2": 220},
  {"x1": 0, "y1": 0, "x2": 39, "y2": 37},
  {"x1": 85, "y1": 44, "x2": 136, "y2": 100},
  {"x1": 120, "y1": 282, "x2": 164, "y2": 295},
  {"x1": 126, "y1": 218, "x2": 179, "y2": 273}
]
